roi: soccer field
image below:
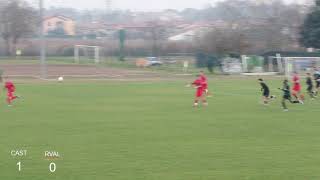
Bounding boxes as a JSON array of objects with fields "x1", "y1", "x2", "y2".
[{"x1": 1, "y1": 78, "x2": 320, "y2": 180}]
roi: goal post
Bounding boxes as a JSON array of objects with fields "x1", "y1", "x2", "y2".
[{"x1": 74, "y1": 45, "x2": 100, "y2": 64}]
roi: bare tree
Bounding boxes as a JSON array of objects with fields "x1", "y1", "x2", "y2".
[
  {"x1": 195, "y1": 0, "x2": 306, "y2": 54},
  {"x1": 146, "y1": 22, "x2": 167, "y2": 57},
  {"x1": 198, "y1": 26, "x2": 251, "y2": 55},
  {"x1": 0, "y1": 0, "x2": 37, "y2": 56}
]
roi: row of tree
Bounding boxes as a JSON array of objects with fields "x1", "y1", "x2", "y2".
[
  {"x1": 1, "y1": 0, "x2": 320, "y2": 57},
  {"x1": 194, "y1": 0, "x2": 320, "y2": 55},
  {"x1": 0, "y1": 0, "x2": 37, "y2": 56}
]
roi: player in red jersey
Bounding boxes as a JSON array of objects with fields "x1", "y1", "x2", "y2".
[
  {"x1": 190, "y1": 73, "x2": 208, "y2": 107},
  {"x1": 292, "y1": 72, "x2": 304, "y2": 104},
  {"x1": 4, "y1": 79, "x2": 19, "y2": 106},
  {"x1": 199, "y1": 71, "x2": 212, "y2": 97}
]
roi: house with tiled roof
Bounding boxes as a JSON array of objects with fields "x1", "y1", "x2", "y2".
[{"x1": 43, "y1": 15, "x2": 76, "y2": 36}]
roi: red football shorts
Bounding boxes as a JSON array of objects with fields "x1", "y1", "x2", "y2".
[
  {"x1": 293, "y1": 84, "x2": 301, "y2": 92},
  {"x1": 7, "y1": 91, "x2": 15, "y2": 99},
  {"x1": 196, "y1": 88, "x2": 204, "y2": 97}
]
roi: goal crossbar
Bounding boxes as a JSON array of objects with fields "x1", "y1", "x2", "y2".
[{"x1": 74, "y1": 45, "x2": 100, "y2": 64}]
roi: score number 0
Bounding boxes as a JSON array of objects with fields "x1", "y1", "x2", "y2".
[
  {"x1": 49, "y1": 162, "x2": 56, "y2": 172},
  {"x1": 17, "y1": 162, "x2": 57, "y2": 172}
]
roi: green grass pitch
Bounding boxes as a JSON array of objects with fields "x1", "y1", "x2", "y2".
[{"x1": 1, "y1": 78, "x2": 320, "y2": 180}]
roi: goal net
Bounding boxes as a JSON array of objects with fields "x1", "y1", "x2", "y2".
[
  {"x1": 284, "y1": 57, "x2": 320, "y2": 78},
  {"x1": 241, "y1": 55, "x2": 264, "y2": 73},
  {"x1": 74, "y1": 45, "x2": 100, "y2": 64}
]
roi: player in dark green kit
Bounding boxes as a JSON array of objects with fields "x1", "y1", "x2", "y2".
[
  {"x1": 306, "y1": 73, "x2": 315, "y2": 99},
  {"x1": 314, "y1": 67, "x2": 320, "y2": 96},
  {"x1": 258, "y1": 79, "x2": 273, "y2": 105},
  {"x1": 279, "y1": 79, "x2": 300, "y2": 111}
]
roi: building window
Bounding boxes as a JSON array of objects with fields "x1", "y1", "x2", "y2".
[{"x1": 56, "y1": 21, "x2": 64, "y2": 28}]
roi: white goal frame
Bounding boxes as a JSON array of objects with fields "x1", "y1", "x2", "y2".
[
  {"x1": 74, "y1": 45, "x2": 100, "y2": 64},
  {"x1": 283, "y1": 57, "x2": 320, "y2": 78}
]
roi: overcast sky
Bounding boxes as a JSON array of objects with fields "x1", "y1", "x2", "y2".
[{"x1": 29, "y1": 0, "x2": 310, "y2": 11}]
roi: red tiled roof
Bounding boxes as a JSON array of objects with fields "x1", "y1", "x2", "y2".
[{"x1": 44, "y1": 15, "x2": 73, "y2": 21}]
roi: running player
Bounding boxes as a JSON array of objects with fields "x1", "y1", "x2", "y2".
[
  {"x1": 3, "y1": 79, "x2": 19, "y2": 106},
  {"x1": 199, "y1": 71, "x2": 212, "y2": 97},
  {"x1": 279, "y1": 79, "x2": 300, "y2": 112},
  {"x1": 314, "y1": 67, "x2": 320, "y2": 96},
  {"x1": 258, "y1": 79, "x2": 274, "y2": 105},
  {"x1": 306, "y1": 72, "x2": 315, "y2": 99},
  {"x1": 292, "y1": 72, "x2": 304, "y2": 104},
  {"x1": 191, "y1": 74, "x2": 208, "y2": 107}
]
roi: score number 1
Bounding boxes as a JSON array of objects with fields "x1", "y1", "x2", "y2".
[
  {"x1": 16, "y1": 162, "x2": 57, "y2": 173},
  {"x1": 17, "y1": 161, "x2": 21, "y2": 171}
]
